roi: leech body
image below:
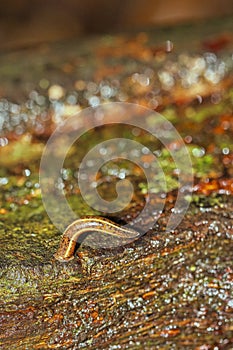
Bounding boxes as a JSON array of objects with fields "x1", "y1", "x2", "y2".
[{"x1": 54, "y1": 216, "x2": 140, "y2": 262}]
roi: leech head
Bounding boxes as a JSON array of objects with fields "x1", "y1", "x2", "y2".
[
  {"x1": 54, "y1": 235, "x2": 77, "y2": 262},
  {"x1": 54, "y1": 254, "x2": 74, "y2": 262}
]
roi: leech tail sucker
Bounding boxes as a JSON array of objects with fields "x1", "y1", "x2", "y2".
[{"x1": 54, "y1": 216, "x2": 140, "y2": 262}]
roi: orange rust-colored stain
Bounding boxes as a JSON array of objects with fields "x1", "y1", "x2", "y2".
[
  {"x1": 142, "y1": 291, "x2": 157, "y2": 300},
  {"x1": 220, "y1": 114, "x2": 233, "y2": 129},
  {"x1": 194, "y1": 178, "x2": 233, "y2": 195},
  {"x1": 94, "y1": 329, "x2": 107, "y2": 339},
  {"x1": 46, "y1": 313, "x2": 64, "y2": 324},
  {"x1": 223, "y1": 154, "x2": 233, "y2": 166},
  {"x1": 159, "y1": 329, "x2": 181, "y2": 337},
  {"x1": 141, "y1": 154, "x2": 155, "y2": 163},
  {"x1": 91, "y1": 311, "x2": 99, "y2": 319},
  {"x1": 195, "y1": 179, "x2": 219, "y2": 194},
  {"x1": 62, "y1": 63, "x2": 74, "y2": 73},
  {"x1": 202, "y1": 34, "x2": 232, "y2": 52},
  {"x1": 207, "y1": 283, "x2": 220, "y2": 289},
  {"x1": 47, "y1": 340, "x2": 73, "y2": 349},
  {"x1": 213, "y1": 126, "x2": 225, "y2": 135}
]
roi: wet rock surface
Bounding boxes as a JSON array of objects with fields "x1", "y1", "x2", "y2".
[{"x1": 0, "y1": 16, "x2": 233, "y2": 349}]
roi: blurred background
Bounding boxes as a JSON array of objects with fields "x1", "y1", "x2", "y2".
[{"x1": 0, "y1": 0, "x2": 233, "y2": 49}]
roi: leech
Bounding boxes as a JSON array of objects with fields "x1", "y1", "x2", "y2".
[{"x1": 54, "y1": 216, "x2": 140, "y2": 262}]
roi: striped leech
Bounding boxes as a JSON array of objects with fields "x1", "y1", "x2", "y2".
[{"x1": 54, "y1": 216, "x2": 140, "y2": 262}]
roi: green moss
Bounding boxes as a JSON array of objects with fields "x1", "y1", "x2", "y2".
[
  {"x1": 162, "y1": 107, "x2": 178, "y2": 123},
  {"x1": 187, "y1": 145, "x2": 222, "y2": 178},
  {"x1": 190, "y1": 193, "x2": 224, "y2": 207},
  {"x1": 185, "y1": 100, "x2": 229, "y2": 123}
]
